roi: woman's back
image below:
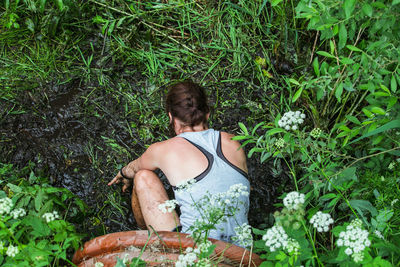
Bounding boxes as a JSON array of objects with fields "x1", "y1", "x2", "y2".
[
  {"x1": 158, "y1": 130, "x2": 247, "y2": 186},
  {"x1": 166, "y1": 129, "x2": 250, "y2": 244}
]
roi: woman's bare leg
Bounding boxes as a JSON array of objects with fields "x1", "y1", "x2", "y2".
[
  {"x1": 133, "y1": 170, "x2": 180, "y2": 231},
  {"x1": 131, "y1": 187, "x2": 146, "y2": 229}
]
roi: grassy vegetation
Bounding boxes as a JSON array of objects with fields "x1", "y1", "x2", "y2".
[{"x1": 1, "y1": 0, "x2": 399, "y2": 266}]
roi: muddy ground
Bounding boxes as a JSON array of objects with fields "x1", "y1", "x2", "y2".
[{"x1": 0, "y1": 76, "x2": 292, "y2": 238}]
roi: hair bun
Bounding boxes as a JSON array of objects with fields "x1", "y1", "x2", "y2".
[{"x1": 166, "y1": 81, "x2": 210, "y2": 128}]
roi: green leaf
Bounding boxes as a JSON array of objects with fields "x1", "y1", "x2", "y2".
[
  {"x1": 349, "y1": 119, "x2": 400, "y2": 144},
  {"x1": 288, "y1": 78, "x2": 300, "y2": 86},
  {"x1": 344, "y1": 0, "x2": 356, "y2": 18},
  {"x1": 345, "y1": 115, "x2": 361, "y2": 124},
  {"x1": 251, "y1": 122, "x2": 265, "y2": 135},
  {"x1": 312, "y1": 57, "x2": 319, "y2": 77},
  {"x1": 340, "y1": 57, "x2": 354, "y2": 65},
  {"x1": 391, "y1": 75, "x2": 397, "y2": 92},
  {"x1": 292, "y1": 87, "x2": 303, "y2": 103},
  {"x1": 370, "y1": 106, "x2": 386, "y2": 115},
  {"x1": 271, "y1": 0, "x2": 284, "y2": 6},
  {"x1": 238, "y1": 122, "x2": 249, "y2": 135},
  {"x1": 35, "y1": 189, "x2": 44, "y2": 211},
  {"x1": 252, "y1": 228, "x2": 266, "y2": 235},
  {"x1": 335, "y1": 83, "x2": 344, "y2": 102},
  {"x1": 393, "y1": 0, "x2": 400, "y2": 6},
  {"x1": 56, "y1": 0, "x2": 64, "y2": 11},
  {"x1": 346, "y1": 45, "x2": 362, "y2": 52},
  {"x1": 349, "y1": 199, "x2": 377, "y2": 217},
  {"x1": 267, "y1": 128, "x2": 285, "y2": 136},
  {"x1": 380, "y1": 84, "x2": 391, "y2": 94},
  {"x1": 28, "y1": 216, "x2": 51, "y2": 238},
  {"x1": 316, "y1": 51, "x2": 336, "y2": 59},
  {"x1": 362, "y1": 108, "x2": 374, "y2": 118},
  {"x1": 320, "y1": 193, "x2": 336, "y2": 201},
  {"x1": 7, "y1": 183, "x2": 22, "y2": 193},
  {"x1": 40, "y1": 0, "x2": 46, "y2": 12},
  {"x1": 338, "y1": 23, "x2": 347, "y2": 49},
  {"x1": 388, "y1": 96, "x2": 398, "y2": 109},
  {"x1": 362, "y1": 3, "x2": 373, "y2": 17}
]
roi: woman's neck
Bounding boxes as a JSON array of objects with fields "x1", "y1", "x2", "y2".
[{"x1": 176, "y1": 124, "x2": 208, "y2": 135}]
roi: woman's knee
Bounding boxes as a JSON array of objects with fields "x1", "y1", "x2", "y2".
[{"x1": 134, "y1": 170, "x2": 158, "y2": 191}]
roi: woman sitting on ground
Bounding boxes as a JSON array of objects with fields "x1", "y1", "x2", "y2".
[{"x1": 108, "y1": 80, "x2": 250, "y2": 245}]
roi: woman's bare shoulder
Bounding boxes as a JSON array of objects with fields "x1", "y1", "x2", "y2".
[{"x1": 220, "y1": 131, "x2": 242, "y2": 148}]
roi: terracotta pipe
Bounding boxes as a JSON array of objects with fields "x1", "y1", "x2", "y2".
[{"x1": 72, "y1": 231, "x2": 262, "y2": 267}]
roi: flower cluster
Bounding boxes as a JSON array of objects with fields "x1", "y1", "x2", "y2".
[
  {"x1": 226, "y1": 183, "x2": 250, "y2": 198},
  {"x1": 196, "y1": 240, "x2": 212, "y2": 254},
  {"x1": 278, "y1": 111, "x2": 306, "y2": 131},
  {"x1": 310, "y1": 211, "x2": 334, "y2": 232},
  {"x1": 283, "y1": 191, "x2": 305, "y2": 211},
  {"x1": 337, "y1": 219, "x2": 371, "y2": 263},
  {"x1": 0, "y1": 197, "x2": 13, "y2": 216},
  {"x1": 262, "y1": 225, "x2": 288, "y2": 252},
  {"x1": 175, "y1": 179, "x2": 196, "y2": 192},
  {"x1": 232, "y1": 223, "x2": 253, "y2": 248},
  {"x1": 189, "y1": 183, "x2": 249, "y2": 241},
  {"x1": 6, "y1": 244, "x2": 19, "y2": 258},
  {"x1": 175, "y1": 241, "x2": 213, "y2": 267},
  {"x1": 286, "y1": 238, "x2": 301, "y2": 255},
  {"x1": 42, "y1": 211, "x2": 60, "y2": 223},
  {"x1": 175, "y1": 247, "x2": 198, "y2": 267},
  {"x1": 158, "y1": 200, "x2": 178, "y2": 214},
  {"x1": 310, "y1": 128, "x2": 322, "y2": 138},
  {"x1": 10, "y1": 208, "x2": 26, "y2": 219},
  {"x1": 274, "y1": 138, "x2": 285, "y2": 149}
]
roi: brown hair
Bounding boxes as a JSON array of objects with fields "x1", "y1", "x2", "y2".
[{"x1": 166, "y1": 80, "x2": 210, "y2": 128}]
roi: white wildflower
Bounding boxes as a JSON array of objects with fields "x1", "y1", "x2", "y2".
[
  {"x1": 286, "y1": 238, "x2": 300, "y2": 255},
  {"x1": 352, "y1": 252, "x2": 364, "y2": 263},
  {"x1": 196, "y1": 240, "x2": 212, "y2": 254},
  {"x1": 392, "y1": 199, "x2": 399, "y2": 206},
  {"x1": 0, "y1": 197, "x2": 13, "y2": 216},
  {"x1": 6, "y1": 244, "x2": 19, "y2": 258},
  {"x1": 175, "y1": 179, "x2": 196, "y2": 192},
  {"x1": 310, "y1": 211, "x2": 334, "y2": 232},
  {"x1": 42, "y1": 211, "x2": 60, "y2": 223},
  {"x1": 158, "y1": 200, "x2": 178, "y2": 214},
  {"x1": 274, "y1": 138, "x2": 285, "y2": 149},
  {"x1": 310, "y1": 128, "x2": 322, "y2": 138},
  {"x1": 283, "y1": 191, "x2": 305, "y2": 211},
  {"x1": 226, "y1": 183, "x2": 249, "y2": 198},
  {"x1": 10, "y1": 208, "x2": 26, "y2": 219},
  {"x1": 262, "y1": 225, "x2": 289, "y2": 252},
  {"x1": 278, "y1": 111, "x2": 306, "y2": 131},
  {"x1": 175, "y1": 247, "x2": 197, "y2": 267},
  {"x1": 337, "y1": 219, "x2": 370, "y2": 262},
  {"x1": 232, "y1": 223, "x2": 253, "y2": 248}
]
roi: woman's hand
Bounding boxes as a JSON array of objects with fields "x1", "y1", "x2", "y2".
[{"x1": 108, "y1": 171, "x2": 133, "y2": 192}]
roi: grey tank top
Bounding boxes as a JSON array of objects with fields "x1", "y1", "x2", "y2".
[{"x1": 173, "y1": 129, "x2": 250, "y2": 245}]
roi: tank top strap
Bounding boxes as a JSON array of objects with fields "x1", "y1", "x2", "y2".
[{"x1": 177, "y1": 129, "x2": 219, "y2": 154}]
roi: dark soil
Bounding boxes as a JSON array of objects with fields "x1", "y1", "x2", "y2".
[{"x1": 0, "y1": 77, "x2": 292, "y2": 237}]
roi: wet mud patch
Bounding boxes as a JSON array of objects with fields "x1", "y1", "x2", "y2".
[{"x1": 0, "y1": 78, "x2": 291, "y2": 238}]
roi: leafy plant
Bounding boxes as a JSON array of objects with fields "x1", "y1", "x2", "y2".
[{"x1": 0, "y1": 163, "x2": 86, "y2": 266}]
